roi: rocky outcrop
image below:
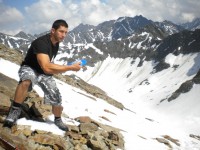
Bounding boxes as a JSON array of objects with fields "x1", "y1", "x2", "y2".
[
  {"x1": 0, "y1": 44, "x2": 23, "y2": 65},
  {"x1": 0, "y1": 70, "x2": 125, "y2": 150},
  {"x1": 0, "y1": 118, "x2": 124, "y2": 150},
  {"x1": 0, "y1": 114, "x2": 124, "y2": 150}
]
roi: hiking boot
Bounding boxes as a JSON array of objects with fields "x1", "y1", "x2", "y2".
[
  {"x1": 54, "y1": 118, "x2": 69, "y2": 131},
  {"x1": 3, "y1": 106, "x2": 21, "y2": 128}
]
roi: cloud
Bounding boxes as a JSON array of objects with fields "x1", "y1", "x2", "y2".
[
  {"x1": 24, "y1": 0, "x2": 74, "y2": 34},
  {"x1": 0, "y1": 3, "x2": 24, "y2": 26},
  {"x1": 0, "y1": 1, "x2": 25, "y2": 35},
  {"x1": 47, "y1": 0, "x2": 62, "y2": 3},
  {"x1": 1, "y1": 0, "x2": 200, "y2": 35},
  {"x1": 101, "y1": 0, "x2": 200, "y2": 23}
]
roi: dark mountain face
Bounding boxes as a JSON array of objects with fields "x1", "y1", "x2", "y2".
[
  {"x1": 93, "y1": 23, "x2": 166, "y2": 59},
  {"x1": 153, "y1": 29, "x2": 200, "y2": 72},
  {"x1": 155, "y1": 29, "x2": 200, "y2": 62},
  {"x1": 111, "y1": 15, "x2": 153, "y2": 39},
  {"x1": 65, "y1": 24, "x2": 96, "y2": 44},
  {"x1": 154, "y1": 20, "x2": 184, "y2": 35},
  {"x1": 92, "y1": 28, "x2": 200, "y2": 68}
]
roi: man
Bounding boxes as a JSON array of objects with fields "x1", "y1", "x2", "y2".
[{"x1": 3, "y1": 19, "x2": 82, "y2": 131}]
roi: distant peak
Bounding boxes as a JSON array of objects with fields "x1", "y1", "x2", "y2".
[
  {"x1": 14, "y1": 31, "x2": 28, "y2": 38},
  {"x1": 73, "y1": 23, "x2": 95, "y2": 32},
  {"x1": 15, "y1": 31, "x2": 27, "y2": 35},
  {"x1": 163, "y1": 20, "x2": 175, "y2": 24},
  {"x1": 76, "y1": 23, "x2": 94, "y2": 28}
]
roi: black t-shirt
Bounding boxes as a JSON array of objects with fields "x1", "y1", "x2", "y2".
[{"x1": 21, "y1": 34, "x2": 59, "y2": 75}]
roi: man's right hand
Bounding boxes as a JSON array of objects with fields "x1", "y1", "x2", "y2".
[{"x1": 70, "y1": 62, "x2": 82, "y2": 71}]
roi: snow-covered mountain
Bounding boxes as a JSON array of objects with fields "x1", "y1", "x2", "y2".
[
  {"x1": 1, "y1": 15, "x2": 198, "y2": 57},
  {"x1": 0, "y1": 15, "x2": 183, "y2": 51},
  {"x1": 64, "y1": 15, "x2": 182, "y2": 44},
  {"x1": 0, "y1": 32, "x2": 32, "y2": 54},
  {"x1": 0, "y1": 15, "x2": 200, "y2": 149}
]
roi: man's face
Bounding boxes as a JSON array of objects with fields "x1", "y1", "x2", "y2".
[{"x1": 52, "y1": 26, "x2": 68, "y2": 42}]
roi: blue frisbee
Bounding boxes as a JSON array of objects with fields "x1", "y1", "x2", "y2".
[
  {"x1": 67, "y1": 59, "x2": 87, "y2": 66},
  {"x1": 80, "y1": 59, "x2": 87, "y2": 66}
]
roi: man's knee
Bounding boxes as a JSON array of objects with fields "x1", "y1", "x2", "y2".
[{"x1": 20, "y1": 80, "x2": 31, "y2": 89}]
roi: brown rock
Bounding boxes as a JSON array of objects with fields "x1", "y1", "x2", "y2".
[
  {"x1": 104, "y1": 109, "x2": 116, "y2": 115},
  {"x1": 162, "y1": 135, "x2": 180, "y2": 146},
  {"x1": 66, "y1": 131, "x2": 82, "y2": 140},
  {"x1": 99, "y1": 116, "x2": 111, "y2": 122},
  {"x1": 75, "y1": 116, "x2": 92, "y2": 123},
  {"x1": 155, "y1": 137, "x2": 172, "y2": 148},
  {"x1": 88, "y1": 139, "x2": 109, "y2": 150},
  {"x1": 79, "y1": 123, "x2": 99, "y2": 134},
  {"x1": 30, "y1": 134, "x2": 69, "y2": 150},
  {"x1": 0, "y1": 105, "x2": 9, "y2": 115},
  {"x1": 11, "y1": 125, "x2": 32, "y2": 137}
]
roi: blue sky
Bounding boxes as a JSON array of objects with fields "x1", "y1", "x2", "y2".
[
  {"x1": 0, "y1": 0, "x2": 200, "y2": 35},
  {"x1": 2, "y1": 0, "x2": 38, "y2": 12}
]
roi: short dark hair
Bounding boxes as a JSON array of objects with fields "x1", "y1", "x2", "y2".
[{"x1": 52, "y1": 19, "x2": 68, "y2": 30}]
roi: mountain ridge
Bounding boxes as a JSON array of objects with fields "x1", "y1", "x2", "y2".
[{"x1": 1, "y1": 15, "x2": 200, "y2": 48}]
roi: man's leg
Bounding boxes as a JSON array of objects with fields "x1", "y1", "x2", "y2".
[
  {"x1": 38, "y1": 75, "x2": 68, "y2": 131},
  {"x1": 52, "y1": 105, "x2": 63, "y2": 117},
  {"x1": 53, "y1": 105, "x2": 68, "y2": 131},
  {"x1": 4, "y1": 80, "x2": 31, "y2": 127},
  {"x1": 14, "y1": 80, "x2": 31, "y2": 103},
  {"x1": 4, "y1": 65, "x2": 36, "y2": 128}
]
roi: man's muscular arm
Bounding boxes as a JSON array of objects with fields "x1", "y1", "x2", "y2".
[{"x1": 37, "y1": 53, "x2": 81, "y2": 74}]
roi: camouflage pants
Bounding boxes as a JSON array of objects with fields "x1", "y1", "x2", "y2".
[{"x1": 18, "y1": 65, "x2": 62, "y2": 106}]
